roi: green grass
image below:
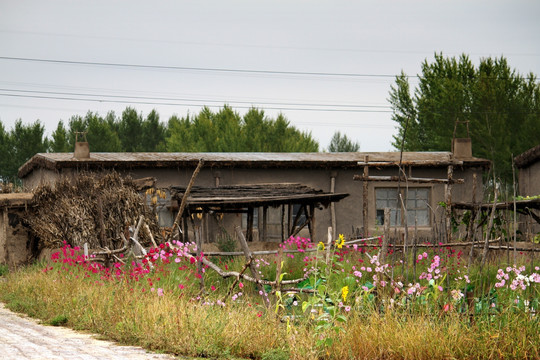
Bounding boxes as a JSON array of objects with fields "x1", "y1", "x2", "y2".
[{"x1": 0, "y1": 263, "x2": 8, "y2": 277}]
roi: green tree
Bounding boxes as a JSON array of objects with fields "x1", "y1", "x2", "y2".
[
  {"x1": 165, "y1": 106, "x2": 319, "y2": 152},
  {"x1": 118, "y1": 107, "x2": 144, "y2": 152},
  {"x1": 1, "y1": 120, "x2": 49, "y2": 182},
  {"x1": 68, "y1": 112, "x2": 122, "y2": 152},
  {"x1": 50, "y1": 120, "x2": 70, "y2": 152},
  {"x1": 141, "y1": 109, "x2": 166, "y2": 151},
  {"x1": 0, "y1": 120, "x2": 10, "y2": 182},
  {"x1": 389, "y1": 53, "x2": 540, "y2": 182},
  {"x1": 328, "y1": 131, "x2": 360, "y2": 152}
]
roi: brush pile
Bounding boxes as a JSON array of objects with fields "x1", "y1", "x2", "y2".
[{"x1": 27, "y1": 172, "x2": 159, "y2": 250}]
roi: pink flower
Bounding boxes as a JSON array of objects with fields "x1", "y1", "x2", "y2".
[
  {"x1": 344, "y1": 306, "x2": 351, "y2": 312},
  {"x1": 157, "y1": 288, "x2": 164, "y2": 296},
  {"x1": 211, "y1": 285, "x2": 216, "y2": 291},
  {"x1": 178, "y1": 284, "x2": 185, "y2": 289},
  {"x1": 239, "y1": 282, "x2": 244, "y2": 289}
]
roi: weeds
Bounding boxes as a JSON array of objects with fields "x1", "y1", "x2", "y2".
[{"x1": 0, "y1": 238, "x2": 538, "y2": 359}]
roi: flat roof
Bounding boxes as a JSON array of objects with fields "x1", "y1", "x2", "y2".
[
  {"x1": 171, "y1": 183, "x2": 349, "y2": 209},
  {"x1": 18, "y1": 151, "x2": 491, "y2": 178}
]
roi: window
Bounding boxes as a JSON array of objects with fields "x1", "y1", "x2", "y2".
[{"x1": 375, "y1": 187, "x2": 430, "y2": 226}]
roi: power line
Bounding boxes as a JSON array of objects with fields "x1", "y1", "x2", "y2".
[
  {"x1": 0, "y1": 56, "x2": 404, "y2": 79},
  {"x1": 0, "y1": 88, "x2": 391, "y2": 110},
  {"x1": 0, "y1": 92, "x2": 393, "y2": 113}
]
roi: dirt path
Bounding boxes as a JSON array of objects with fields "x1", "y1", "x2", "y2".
[{"x1": 0, "y1": 302, "x2": 177, "y2": 360}]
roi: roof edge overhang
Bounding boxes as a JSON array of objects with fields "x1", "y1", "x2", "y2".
[
  {"x1": 18, "y1": 152, "x2": 491, "y2": 179},
  {"x1": 514, "y1": 144, "x2": 540, "y2": 169}
]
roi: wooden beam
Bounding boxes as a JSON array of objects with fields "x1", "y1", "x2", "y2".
[
  {"x1": 357, "y1": 160, "x2": 465, "y2": 167},
  {"x1": 353, "y1": 175, "x2": 464, "y2": 184},
  {"x1": 362, "y1": 156, "x2": 369, "y2": 236}
]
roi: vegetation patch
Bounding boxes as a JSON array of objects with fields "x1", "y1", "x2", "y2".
[{"x1": 1, "y1": 236, "x2": 538, "y2": 359}]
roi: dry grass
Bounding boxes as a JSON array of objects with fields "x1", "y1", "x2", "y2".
[{"x1": 1, "y1": 262, "x2": 538, "y2": 360}]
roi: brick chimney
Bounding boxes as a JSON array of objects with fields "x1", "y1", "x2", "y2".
[
  {"x1": 73, "y1": 142, "x2": 90, "y2": 159},
  {"x1": 452, "y1": 138, "x2": 472, "y2": 159}
]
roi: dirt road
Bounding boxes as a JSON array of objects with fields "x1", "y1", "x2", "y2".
[{"x1": 0, "y1": 302, "x2": 177, "y2": 360}]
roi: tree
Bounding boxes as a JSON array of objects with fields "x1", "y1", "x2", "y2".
[
  {"x1": 50, "y1": 120, "x2": 70, "y2": 152},
  {"x1": 166, "y1": 106, "x2": 319, "y2": 152},
  {"x1": 0, "y1": 120, "x2": 49, "y2": 183},
  {"x1": 328, "y1": 131, "x2": 360, "y2": 152},
  {"x1": 68, "y1": 112, "x2": 122, "y2": 152},
  {"x1": 0, "y1": 120, "x2": 10, "y2": 183},
  {"x1": 389, "y1": 53, "x2": 540, "y2": 183},
  {"x1": 118, "y1": 107, "x2": 144, "y2": 152},
  {"x1": 141, "y1": 109, "x2": 166, "y2": 151}
]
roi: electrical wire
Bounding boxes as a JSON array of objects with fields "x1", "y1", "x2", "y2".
[{"x1": 0, "y1": 56, "x2": 406, "y2": 79}]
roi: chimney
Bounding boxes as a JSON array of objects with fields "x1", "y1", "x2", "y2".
[
  {"x1": 452, "y1": 138, "x2": 472, "y2": 159},
  {"x1": 73, "y1": 142, "x2": 90, "y2": 159}
]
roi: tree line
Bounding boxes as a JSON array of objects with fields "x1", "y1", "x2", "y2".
[
  {"x1": 3, "y1": 106, "x2": 358, "y2": 183},
  {"x1": 390, "y1": 54, "x2": 540, "y2": 184},
  {"x1": 2, "y1": 54, "x2": 538, "y2": 186}
]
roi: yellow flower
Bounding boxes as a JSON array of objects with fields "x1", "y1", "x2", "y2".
[
  {"x1": 317, "y1": 241, "x2": 325, "y2": 250},
  {"x1": 341, "y1": 285, "x2": 349, "y2": 302},
  {"x1": 335, "y1": 234, "x2": 345, "y2": 249}
]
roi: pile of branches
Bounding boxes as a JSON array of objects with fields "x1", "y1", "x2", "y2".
[{"x1": 27, "y1": 172, "x2": 159, "y2": 251}]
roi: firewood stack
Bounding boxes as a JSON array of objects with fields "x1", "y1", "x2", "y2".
[{"x1": 27, "y1": 172, "x2": 159, "y2": 251}]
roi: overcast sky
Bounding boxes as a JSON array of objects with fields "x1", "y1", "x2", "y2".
[{"x1": 1, "y1": 0, "x2": 539, "y2": 152}]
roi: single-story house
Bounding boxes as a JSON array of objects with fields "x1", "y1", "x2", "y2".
[
  {"x1": 18, "y1": 139, "x2": 490, "y2": 243},
  {"x1": 515, "y1": 144, "x2": 540, "y2": 238}
]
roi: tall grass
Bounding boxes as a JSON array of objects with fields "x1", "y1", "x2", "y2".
[{"x1": 0, "y1": 240, "x2": 538, "y2": 359}]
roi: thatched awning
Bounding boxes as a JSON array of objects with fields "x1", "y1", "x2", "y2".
[{"x1": 171, "y1": 183, "x2": 349, "y2": 211}]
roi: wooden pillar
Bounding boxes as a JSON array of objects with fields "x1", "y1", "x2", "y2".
[
  {"x1": 330, "y1": 171, "x2": 337, "y2": 241},
  {"x1": 380, "y1": 208, "x2": 390, "y2": 262},
  {"x1": 246, "y1": 207, "x2": 254, "y2": 242},
  {"x1": 262, "y1": 206, "x2": 267, "y2": 242},
  {"x1": 1, "y1": 208, "x2": 7, "y2": 265},
  {"x1": 445, "y1": 164, "x2": 454, "y2": 244},
  {"x1": 362, "y1": 155, "x2": 369, "y2": 236},
  {"x1": 309, "y1": 204, "x2": 316, "y2": 242},
  {"x1": 235, "y1": 226, "x2": 270, "y2": 307},
  {"x1": 195, "y1": 226, "x2": 204, "y2": 292},
  {"x1": 287, "y1": 204, "x2": 292, "y2": 236},
  {"x1": 281, "y1": 205, "x2": 286, "y2": 242}
]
